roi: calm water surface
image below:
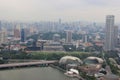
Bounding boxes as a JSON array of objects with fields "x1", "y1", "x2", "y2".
[{"x1": 0, "y1": 67, "x2": 78, "y2": 80}]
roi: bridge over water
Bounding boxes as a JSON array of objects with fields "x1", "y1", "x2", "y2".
[{"x1": 0, "y1": 60, "x2": 58, "y2": 69}]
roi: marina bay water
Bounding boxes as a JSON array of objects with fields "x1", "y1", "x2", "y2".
[{"x1": 0, "y1": 67, "x2": 78, "y2": 80}]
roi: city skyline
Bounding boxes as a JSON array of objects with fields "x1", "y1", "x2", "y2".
[{"x1": 0, "y1": 0, "x2": 120, "y2": 22}]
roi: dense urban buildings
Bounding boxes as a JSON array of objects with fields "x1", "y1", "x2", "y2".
[
  {"x1": 0, "y1": 17, "x2": 119, "y2": 80},
  {"x1": 0, "y1": 0, "x2": 120, "y2": 80}
]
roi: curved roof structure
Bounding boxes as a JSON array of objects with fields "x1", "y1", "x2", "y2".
[
  {"x1": 84, "y1": 56, "x2": 104, "y2": 65},
  {"x1": 53, "y1": 34, "x2": 60, "y2": 37},
  {"x1": 59, "y1": 56, "x2": 82, "y2": 65}
]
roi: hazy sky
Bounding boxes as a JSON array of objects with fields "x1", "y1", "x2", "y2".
[{"x1": 0, "y1": 0, "x2": 120, "y2": 22}]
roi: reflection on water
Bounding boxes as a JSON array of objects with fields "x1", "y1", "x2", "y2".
[{"x1": 0, "y1": 67, "x2": 78, "y2": 80}]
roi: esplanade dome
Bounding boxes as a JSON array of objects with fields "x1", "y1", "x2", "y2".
[
  {"x1": 59, "y1": 56, "x2": 83, "y2": 66},
  {"x1": 83, "y1": 56, "x2": 104, "y2": 65}
]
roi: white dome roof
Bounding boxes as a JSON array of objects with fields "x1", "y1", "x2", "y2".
[
  {"x1": 84, "y1": 56, "x2": 104, "y2": 64},
  {"x1": 53, "y1": 34, "x2": 60, "y2": 37},
  {"x1": 59, "y1": 56, "x2": 82, "y2": 65}
]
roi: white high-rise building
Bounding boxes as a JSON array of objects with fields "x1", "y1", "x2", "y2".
[{"x1": 104, "y1": 15, "x2": 118, "y2": 51}]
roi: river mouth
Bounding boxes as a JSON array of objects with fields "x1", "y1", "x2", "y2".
[{"x1": 0, "y1": 67, "x2": 79, "y2": 80}]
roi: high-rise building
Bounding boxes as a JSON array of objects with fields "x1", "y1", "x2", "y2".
[
  {"x1": 82, "y1": 34, "x2": 88, "y2": 43},
  {"x1": 104, "y1": 15, "x2": 118, "y2": 51},
  {"x1": 0, "y1": 31, "x2": 7, "y2": 44},
  {"x1": 21, "y1": 28, "x2": 25, "y2": 42},
  {"x1": 114, "y1": 26, "x2": 118, "y2": 47},
  {"x1": 0, "y1": 21, "x2": 2, "y2": 31},
  {"x1": 66, "y1": 30, "x2": 72, "y2": 43},
  {"x1": 14, "y1": 27, "x2": 20, "y2": 39}
]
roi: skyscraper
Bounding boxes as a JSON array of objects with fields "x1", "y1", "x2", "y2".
[
  {"x1": 0, "y1": 31, "x2": 7, "y2": 44},
  {"x1": 0, "y1": 21, "x2": 2, "y2": 31},
  {"x1": 14, "y1": 26, "x2": 20, "y2": 39},
  {"x1": 66, "y1": 30, "x2": 72, "y2": 43},
  {"x1": 104, "y1": 15, "x2": 118, "y2": 51},
  {"x1": 21, "y1": 28, "x2": 25, "y2": 42},
  {"x1": 114, "y1": 26, "x2": 118, "y2": 47}
]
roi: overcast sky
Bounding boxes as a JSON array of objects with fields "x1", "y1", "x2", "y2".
[{"x1": 0, "y1": 0, "x2": 120, "y2": 22}]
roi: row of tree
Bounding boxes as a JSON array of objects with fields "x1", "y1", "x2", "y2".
[{"x1": 0, "y1": 51, "x2": 99, "y2": 61}]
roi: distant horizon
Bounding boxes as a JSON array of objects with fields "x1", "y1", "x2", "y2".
[
  {"x1": 0, "y1": 14, "x2": 119, "y2": 24},
  {"x1": 0, "y1": 19, "x2": 105, "y2": 23},
  {"x1": 1, "y1": 19, "x2": 120, "y2": 25}
]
